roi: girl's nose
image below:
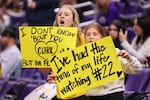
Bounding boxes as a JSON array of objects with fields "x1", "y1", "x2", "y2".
[
  {"x1": 89, "y1": 35, "x2": 94, "y2": 39},
  {"x1": 60, "y1": 14, "x2": 65, "y2": 18}
]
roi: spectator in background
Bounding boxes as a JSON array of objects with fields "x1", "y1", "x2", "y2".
[
  {"x1": 0, "y1": 26, "x2": 22, "y2": 79},
  {"x1": 19, "y1": 0, "x2": 59, "y2": 25},
  {"x1": 95, "y1": 0, "x2": 120, "y2": 26},
  {"x1": 119, "y1": 14, "x2": 150, "y2": 65},
  {"x1": 0, "y1": 5, "x2": 11, "y2": 29},
  {"x1": 0, "y1": 8, "x2": 5, "y2": 33},
  {"x1": 4, "y1": 0, "x2": 27, "y2": 27},
  {"x1": 109, "y1": 20, "x2": 124, "y2": 50}
]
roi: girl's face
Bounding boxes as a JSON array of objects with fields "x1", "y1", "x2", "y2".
[
  {"x1": 56, "y1": 7, "x2": 74, "y2": 27},
  {"x1": 133, "y1": 18, "x2": 143, "y2": 36},
  {"x1": 85, "y1": 27, "x2": 103, "y2": 43},
  {"x1": 109, "y1": 24, "x2": 118, "y2": 39}
]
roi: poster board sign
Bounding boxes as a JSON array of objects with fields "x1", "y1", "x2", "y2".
[
  {"x1": 51, "y1": 36, "x2": 124, "y2": 99},
  {"x1": 24, "y1": 83, "x2": 56, "y2": 100},
  {"x1": 19, "y1": 26, "x2": 77, "y2": 68}
]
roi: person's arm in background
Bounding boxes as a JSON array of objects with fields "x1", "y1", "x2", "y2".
[{"x1": 119, "y1": 29, "x2": 148, "y2": 64}]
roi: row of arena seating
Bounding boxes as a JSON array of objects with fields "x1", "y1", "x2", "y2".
[
  {"x1": 124, "y1": 67, "x2": 150, "y2": 99},
  {"x1": 0, "y1": 68, "x2": 47, "y2": 99},
  {"x1": 0, "y1": 67, "x2": 150, "y2": 99}
]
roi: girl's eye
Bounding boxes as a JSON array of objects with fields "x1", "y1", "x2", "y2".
[
  {"x1": 64, "y1": 13, "x2": 70, "y2": 16},
  {"x1": 58, "y1": 13, "x2": 62, "y2": 16},
  {"x1": 93, "y1": 33, "x2": 98, "y2": 36},
  {"x1": 109, "y1": 28, "x2": 117, "y2": 31},
  {"x1": 86, "y1": 33, "x2": 91, "y2": 37},
  {"x1": 65, "y1": 14, "x2": 69, "y2": 16}
]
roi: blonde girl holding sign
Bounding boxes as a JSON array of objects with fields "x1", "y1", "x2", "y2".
[
  {"x1": 83, "y1": 22, "x2": 142, "y2": 100},
  {"x1": 39, "y1": 4, "x2": 84, "y2": 75},
  {"x1": 47, "y1": 4, "x2": 83, "y2": 83},
  {"x1": 47, "y1": 4, "x2": 88, "y2": 100}
]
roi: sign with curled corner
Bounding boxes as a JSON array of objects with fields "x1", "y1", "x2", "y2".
[
  {"x1": 24, "y1": 83, "x2": 56, "y2": 100},
  {"x1": 19, "y1": 26, "x2": 77, "y2": 68}
]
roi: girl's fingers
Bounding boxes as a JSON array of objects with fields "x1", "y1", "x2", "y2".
[
  {"x1": 47, "y1": 74, "x2": 56, "y2": 83},
  {"x1": 117, "y1": 50, "x2": 130, "y2": 60}
]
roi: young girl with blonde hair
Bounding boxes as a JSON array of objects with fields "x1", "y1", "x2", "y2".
[{"x1": 83, "y1": 22, "x2": 142, "y2": 100}]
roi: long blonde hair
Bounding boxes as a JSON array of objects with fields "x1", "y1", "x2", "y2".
[{"x1": 53, "y1": 5, "x2": 81, "y2": 47}]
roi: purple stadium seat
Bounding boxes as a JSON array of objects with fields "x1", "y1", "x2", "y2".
[
  {"x1": 17, "y1": 68, "x2": 46, "y2": 84},
  {"x1": 0, "y1": 79, "x2": 4, "y2": 96},
  {"x1": 74, "y1": 1, "x2": 96, "y2": 22},
  {"x1": 15, "y1": 77, "x2": 46, "y2": 84},
  {"x1": 22, "y1": 68, "x2": 37, "y2": 78},
  {"x1": 117, "y1": 2, "x2": 125, "y2": 13},
  {"x1": 143, "y1": 71, "x2": 150, "y2": 97},
  {"x1": 19, "y1": 83, "x2": 39, "y2": 100},
  {"x1": 144, "y1": 67, "x2": 150, "y2": 92},
  {"x1": 125, "y1": 2, "x2": 139, "y2": 14},
  {"x1": 0, "y1": 80, "x2": 18, "y2": 100},
  {"x1": 0, "y1": 79, "x2": 4, "y2": 87},
  {"x1": 118, "y1": 2, "x2": 143, "y2": 20},
  {"x1": 13, "y1": 68, "x2": 46, "y2": 88},
  {"x1": 21, "y1": 68, "x2": 47, "y2": 80},
  {"x1": 145, "y1": 81, "x2": 150, "y2": 97},
  {"x1": 74, "y1": 1, "x2": 97, "y2": 28},
  {"x1": 139, "y1": 0, "x2": 150, "y2": 11},
  {"x1": 145, "y1": 80, "x2": 150, "y2": 92},
  {"x1": 0, "y1": 79, "x2": 45, "y2": 100},
  {"x1": 125, "y1": 68, "x2": 150, "y2": 92}
]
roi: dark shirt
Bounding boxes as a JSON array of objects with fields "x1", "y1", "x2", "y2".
[{"x1": 23, "y1": 0, "x2": 59, "y2": 25}]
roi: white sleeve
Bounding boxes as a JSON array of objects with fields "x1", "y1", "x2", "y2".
[
  {"x1": 137, "y1": 37, "x2": 150, "y2": 57},
  {"x1": 121, "y1": 41, "x2": 145, "y2": 62},
  {"x1": 119, "y1": 55, "x2": 142, "y2": 74},
  {"x1": 2, "y1": 48, "x2": 21, "y2": 78}
]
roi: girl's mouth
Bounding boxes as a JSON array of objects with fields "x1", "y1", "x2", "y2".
[{"x1": 60, "y1": 20, "x2": 64, "y2": 24}]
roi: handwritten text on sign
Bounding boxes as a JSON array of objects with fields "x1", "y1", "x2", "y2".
[
  {"x1": 19, "y1": 26, "x2": 77, "y2": 68},
  {"x1": 51, "y1": 37, "x2": 124, "y2": 99}
]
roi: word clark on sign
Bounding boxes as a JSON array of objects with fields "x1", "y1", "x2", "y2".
[
  {"x1": 51, "y1": 36, "x2": 124, "y2": 99},
  {"x1": 19, "y1": 26, "x2": 77, "y2": 68}
]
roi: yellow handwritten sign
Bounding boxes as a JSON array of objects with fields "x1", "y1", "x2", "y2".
[
  {"x1": 19, "y1": 26, "x2": 77, "y2": 68},
  {"x1": 51, "y1": 36, "x2": 124, "y2": 99}
]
